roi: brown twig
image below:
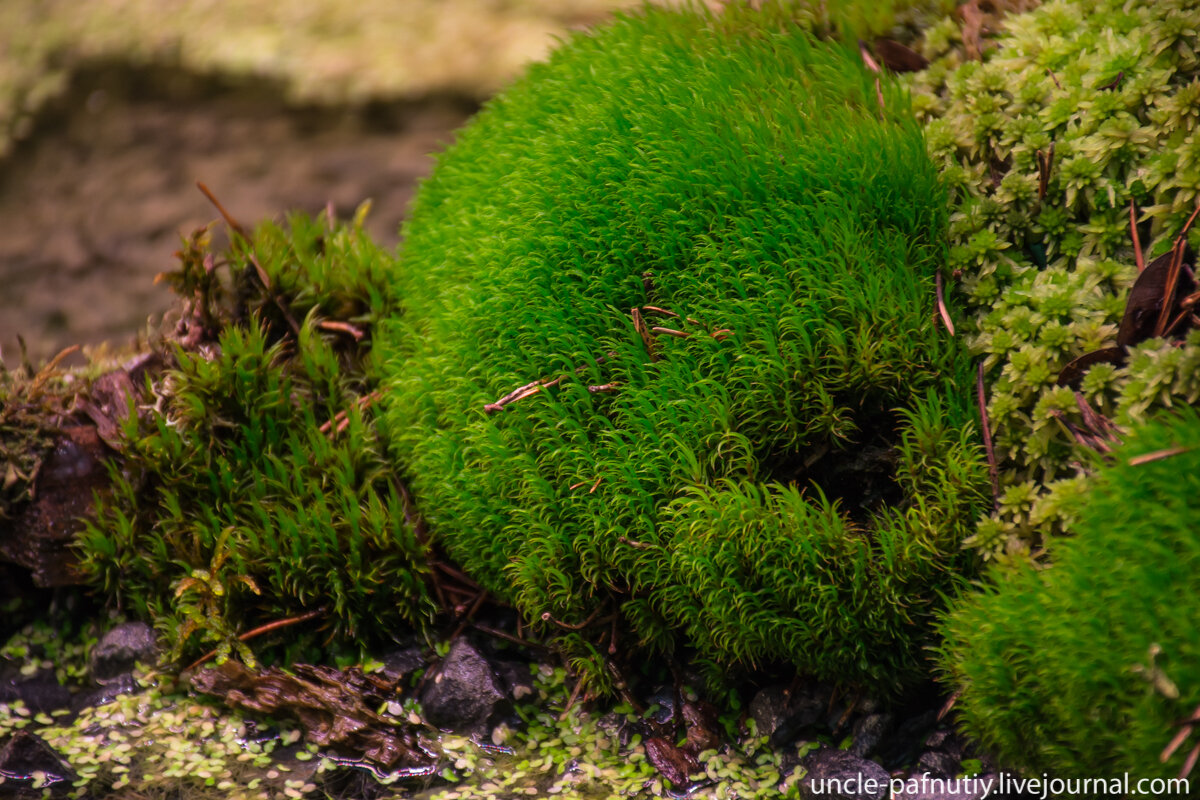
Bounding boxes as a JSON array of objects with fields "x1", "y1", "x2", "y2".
[
  {"x1": 435, "y1": 561, "x2": 481, "y2": 590},
  {"x1": 631, "y1": 307, "x2": 658, "y2": 362},
  {"x1": 650, "y1": 326, "x2": 690, "y2": 339},
  {"x1": 937, "y1": 690, "x2": 961, "y2": 722},
  {"x1": 935, "y1": 272, "x2": 956, "y2": 335},
  {"x1": 559, "y1": 672, "x2": 586, "y2": 722},
  {"x1": 317, "y1": 320, "x2": 365, "y2": 341},
  {"x1": 541, "y1": 605, "x2": 611, "y2": 631},
  {"x1": 1154, "y1": 203, "x2": 1200, "y2": 337},
  {"x1": 588, "y1": 383, "x2": 621, "y2": 394},
  {"x1": 196, "y1": 181, "x2": 246, "y2": 238},
  {"x1": 1129, "y1": 446, "x2": 1190, "y2": 466},
  {"x1": 1131, "y1": 199, "x2": 1145, "y2": 272},
  {"x1": 184, "y1": 607, "x2": 326, "y2": 673},
  {"x1": 470, "y1": 623, "x2": 550, "y2": 652},
  {"x1": 1036, "y1": 142, "x2": 1055, "y2": 201},
  {"x1": 484, "y1": 376, "x2": 563, "y2": 414},
  {"x1": 450, "y1": 590, "x2": 488, "y2": 641},
  {"x1": 977, "y1": 362, "x2": 1000, "y2": 504}
]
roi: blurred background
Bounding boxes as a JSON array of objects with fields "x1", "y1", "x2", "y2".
[{"x1": 0, "y1": 0, "x2": 673, "y2": 368}]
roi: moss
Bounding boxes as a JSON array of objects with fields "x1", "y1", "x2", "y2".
[
  {"x1": 380, "y1": 3, "x2": 988, "y2": 695},
  {"x1": 939, "y1": 407, "x2": 1200, "y2": 779},
  {"x1": 908, "y1": 0, "x2": 1200, "y2": 562},
  {"x1": 78, "y1": 210, "x2": 435, "y2": 665}
]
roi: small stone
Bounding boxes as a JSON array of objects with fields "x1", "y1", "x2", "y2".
[
  {"x1": 379, "y1": 645, "x2": 427, "y2": 684},
  {"x1": 90, "y1": 622, "x2": 159, "y2": 684},
  {"x1": 750, "y1": 683, "x2": 826, "y2": 747},
  {"x1": 0, "y1": 663, "x2": 72, "y2": 714},
  {"x1": 849, "y1": 712, "x2": 894, "y2": 759},
  {"x1": 71, "y1": 673, "x2": 140, "y2": 714},
  {"x1": 0, "y1": 730, "x2": 77, "y2": 796},
  {"x1": 417, "y1": 638, "x2": 507, "y2": 734},
  {"x1": 798, "y1": 747, "x2": 889, "y2": 800},
  {"x1": 916, "y1": 749, "x2": 962, "y2": 779}
]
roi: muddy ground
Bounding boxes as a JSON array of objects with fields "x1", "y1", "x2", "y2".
[{"x1": 0, "y1": 65, "x2": 474, "y2": 369}]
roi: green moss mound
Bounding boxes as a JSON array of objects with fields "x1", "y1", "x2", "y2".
[
  {"x1": 381, "y1": 4, "x2": 989, "y2": 693},
  {"x1": 909, "y1": 0, "x2": 1200, "y2": 560},
  {"x1": 81, "y1": 212, "x2": 434, "y2": 664},
  {"x1": 940, "y1": 407, "x2": 1200, "y2": 779}
]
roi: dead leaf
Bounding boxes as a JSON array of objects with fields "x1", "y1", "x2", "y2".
[{"x1": 874, "y1": 38, "x2": 929, "y2": 73}]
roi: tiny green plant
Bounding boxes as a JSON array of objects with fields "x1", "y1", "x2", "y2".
[{"x1": 78, "y1": 208, "x2": 436, "y2": 665}]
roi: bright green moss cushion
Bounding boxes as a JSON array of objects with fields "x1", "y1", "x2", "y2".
[
  {"x1": 380, "y1": 4, "x2": 989, "y2": 692},
  {"x1": 940, "y1": 407, "x2": 1200, "y2": 777}
]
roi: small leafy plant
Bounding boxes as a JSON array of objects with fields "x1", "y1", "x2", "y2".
[{"x1": 79, "y1": 209, "x2": 435, "y2": 665}]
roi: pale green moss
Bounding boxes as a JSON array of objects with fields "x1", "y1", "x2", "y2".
[{"x1": 909, "y1": 0, "x2": 1200, "y2": 561}]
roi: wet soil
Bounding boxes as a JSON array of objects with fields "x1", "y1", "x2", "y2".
[{"x1": 0, "y1": 65, "x2": 475, "y2": 368}]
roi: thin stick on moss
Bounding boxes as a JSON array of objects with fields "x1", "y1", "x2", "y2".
[
  {"x1": 935, "y1": 272, "x2": 955, "y2": 335},
  {"x1": 196, "y1": 181, "x2": 245, "y2": 238},
  {"x1": 1154, "y1": 203, "x2": 1200, "y2": 337},
  {"x1": 184, "y1": 607, "x2": 327, "y2": 673},
  {"x1": 1130, "y1": 199, "x2": 1145, "y2": 273},
  {"x1": 977, "y1": 361, "x2": 999, "y2": 504},
  {"x1": 1036, "y1": 142, "x2": 1055, "y2": 201},
  {"x1": 317, "y1": 320, "x2": 365, "y2": 340}
]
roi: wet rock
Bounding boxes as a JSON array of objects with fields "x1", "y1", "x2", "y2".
[
  {"x1": 646, "y1": 685, "x2": 677, "y2": 725},
  {"x1": 0, "y1": 730, "x2": 78, "y2": 796},
  {"x1": 379, "y1": 645, "x2": 427, "y2": 685},
  {"x1": 750, "y1": 683, "x2": 827, "y2": 747},
  {"x1": 849, "y1": 712, "x2": 894, "y2": 759},
  {"x1": 1, "y1": 426, "x2": 108, "y2": 587},
  {"x1": 71, "y1": 672, "x2": 140, "y2": 714},
  {"x1": 875, "y1": 708, "x2": 938, "y2": 768},
  {"x1": 491, "y1": 658, "x2": 535, "y2": 702},
  {"x1": 417, "y1": 638, "x2": 507, "y2": 734},
  {"x1": 0, "y1": 664, "x2": 72, "y2": 714},
  {"x1": 916, "y1": 749, "x2": 962, "y2": 779},
  {"x1": 798, "y1": 747, "x2": 889, "y2": 800},
  {"x1": 89, "y1": 621, "x2": 158, "y2": 684}
]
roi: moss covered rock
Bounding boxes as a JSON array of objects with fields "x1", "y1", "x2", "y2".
[
  {"x1": 381, "y1": 4, "x2": 988, "y2": 693},
  {"x1": 939, "y1": 407, "x2": 1200, "y2": 778}
]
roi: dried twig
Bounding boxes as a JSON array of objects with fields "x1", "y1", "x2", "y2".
[
  {"x1": 484, "y1": 377, "x2": 562, "y2": 414},
  {"x1": 1129, "y1": 446, "x2": 1190, "y2": 466},
  {"x1": 184, "y1": 607, "x2": 326, "y2": 673},
  {"x1": 540, "y1": 605, "x2": 614, "y2": 632},
  {"x1": 317, "y1": 320, "x2": 365, "y2": 341},
  {"x1": 1154, "y1": 203, "x2": 1200, "y2": 337},
  {"x1": 1036, "y1": 142, "x2": 1055, "y2": 201},
  {"x1": 935, "y1": 271, "x2": 956, "y2": 335},
  {"x1": 631, "y1": 307, "x2": 658, "y2": 362},
  {"x1": 196, "y1": 181, "x2": 246, "y2": 238},
  {"x1": 976, "y1": 362, "x2": 1000, "y2": 504},
  {"x1": 1131, "y1": 199, "x2": 1145, "y2": 273}
]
